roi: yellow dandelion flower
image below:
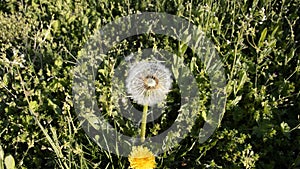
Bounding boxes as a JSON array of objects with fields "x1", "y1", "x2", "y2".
[{"x1": 128, "y1": 146, "x2": 156, "y2": 169}]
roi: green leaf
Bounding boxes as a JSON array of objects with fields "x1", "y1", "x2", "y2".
[
  {"x1": 54, "y1": 58, "x2": 63, "y2": 68},
  {"x1": 51, "y1": 20, "x2": 60, "y2": 32},
  {"x1": 4, "y1": 155, "x2": 15, "y2": 169},
  {"x1": 231, "y1": 95, "x2": 242, "y2": 106},
  {"x1": 280, "y1": 122, "x2": 290, "y2": 133},
  {"x1": 82, "y1": 15, "x2": 89, "y2": 26},
  {"x1": 0, "y1": 145, "x2": 3, "y2": 160},
  {"x1": 47, "y1": 99, "x2": 62, "y2": 114},
  {"x1": 258, "y1": 28, "x2": 268, "y2": 47},
  {"x1": 29, "y1": 101, "x2": 39, "y2": 112},
  {"x1": 67, "y1": 15, "x2": 77, "y2": 24},
  {"x1": 235, "y1": 70, "x2": 248, "y2": 95},
  {"x1": 0, "y1": 145, "x2": 4, "y2": 169},
  {"x1": 3, "y1": 74, "x2": 9, "y2": 86},
  {"x1": 271, "y1": 26, "x2": 279, "y2": 37}
]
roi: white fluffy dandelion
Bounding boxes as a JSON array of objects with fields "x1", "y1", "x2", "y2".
[{"x1": 126, "y1": 61, "x2": 172, "y2": 106}]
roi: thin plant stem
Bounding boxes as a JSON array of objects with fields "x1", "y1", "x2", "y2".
[
  {"x1": 140, "y1": 105, "x2": 148, "y2": 143},
  {"x1": 16, "y1": 68, "x2": 69, "y2": 169}
]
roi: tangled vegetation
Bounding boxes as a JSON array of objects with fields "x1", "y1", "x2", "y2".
[{"x1": 0, "y1": 0, "x2": 299, "y2": 168}]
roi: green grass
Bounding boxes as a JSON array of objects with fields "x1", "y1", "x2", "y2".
[{"x1": 0, "y1": 0, "x2": 299, "y2": 168}]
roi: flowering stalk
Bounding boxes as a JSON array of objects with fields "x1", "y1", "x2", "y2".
[{"x1": 140, "y1": 104, "x2": 148, "y2": 143}]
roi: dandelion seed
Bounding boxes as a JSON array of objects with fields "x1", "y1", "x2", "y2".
[
  {"x1": 128, "y1": 146, "x2": 156, "y2": 169},
  {"x1": 126, "y1": 61, "x2": 172, "y2": 106}
]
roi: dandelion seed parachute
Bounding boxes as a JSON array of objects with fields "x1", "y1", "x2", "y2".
[{"x1": 126, "y1": 61, "x2": 172, "y2": 106}]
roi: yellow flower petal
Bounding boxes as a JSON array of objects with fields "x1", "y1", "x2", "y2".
[{"x1": 128, "y1": 146, "x2": 156, "y2": 169}]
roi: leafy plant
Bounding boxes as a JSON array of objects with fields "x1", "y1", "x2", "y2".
[{"x1": 0, "y1": 0, "x2": 299, "y2": 168}]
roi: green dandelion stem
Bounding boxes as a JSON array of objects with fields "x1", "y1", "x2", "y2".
[{"x1": 140, "y1": 104, "x2": 148, "y2": 142}]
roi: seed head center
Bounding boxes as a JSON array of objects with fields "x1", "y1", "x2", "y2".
[
  {"x1": 147, "y1": 78, "x2": 156, "y2": 87},
  {"x1": 144, "y1": 75, "x2": 158, "y2": 89}
]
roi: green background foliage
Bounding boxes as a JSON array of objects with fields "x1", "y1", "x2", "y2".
[{"x1": 0, "y1": 0, "x2": 299, "y2": 168}]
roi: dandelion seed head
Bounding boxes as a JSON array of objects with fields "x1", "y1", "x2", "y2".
[{"x1": 126, "y1": 61, "x2": 172, "y2": 106}]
